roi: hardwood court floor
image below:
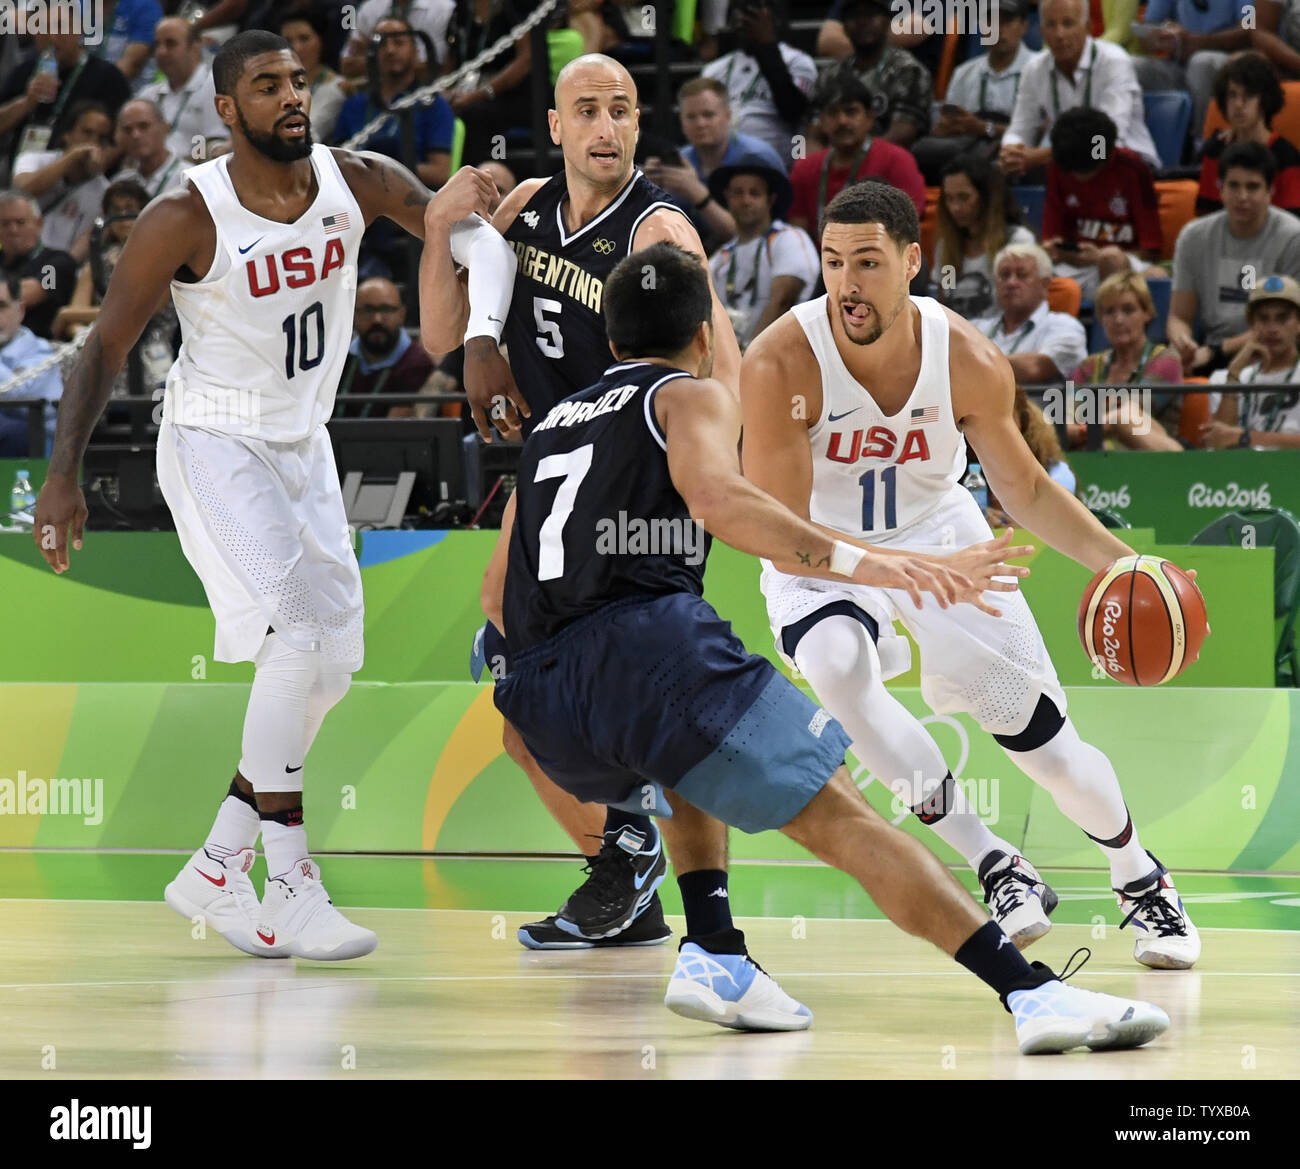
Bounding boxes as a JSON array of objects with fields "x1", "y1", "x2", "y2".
[{"x1": 2, "y1": 888, "x2": 1297, "y2": 1079}]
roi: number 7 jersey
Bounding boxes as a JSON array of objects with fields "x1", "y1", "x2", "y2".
[
  {"x1": 502, "y1": 168, "x2": 687, "y2": 436},
  {"x1": 165, "y1": 144, "x2": 365, "y2": 442},
  {"x1": 795, "y1": 294, "x2": 968, "y2": 542}
]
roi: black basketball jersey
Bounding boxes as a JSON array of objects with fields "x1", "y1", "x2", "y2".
[
  {"x1": 503, "y1": 361, "x2": 712, "y2": 653},
  {"x1": 502, "y1": 168, "x2": 689, "y2": 436}
]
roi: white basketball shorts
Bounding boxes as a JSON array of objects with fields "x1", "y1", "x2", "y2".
[
  {"x1": 156, "y1": 421, "x2": 364, "y2": 670},
  {"x1": 761, "y1": 484, "x2": 1066, "y2": 736}
]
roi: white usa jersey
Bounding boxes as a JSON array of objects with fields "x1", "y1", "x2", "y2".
[
  {"x1": 164, "y1": 144, "x2": 364, "y2": 442},
  {"x1": 795, "y1": 294, "x2": 967, "y2": 542}
]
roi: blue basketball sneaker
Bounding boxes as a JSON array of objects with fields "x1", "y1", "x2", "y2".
[
  {"x1": 1005, "y1": 958, "x2": 1170, "y2": 1055},
  {"x1": 553, "y1": 823, "x2": 668, "y2": 940},
  {"x1": 665, "y1": 941, "x2": 813, "y2": 1032}
]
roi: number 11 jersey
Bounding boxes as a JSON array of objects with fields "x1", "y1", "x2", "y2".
[{"x1": 502, "y1": 168, "x2": 686, "y2": 437}]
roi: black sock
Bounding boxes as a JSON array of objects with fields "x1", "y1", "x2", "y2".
[
  {"x1": 226, "y1": 777, "x2": 258, "y2": 811},
  {"x1": 603, "y1": 807, "x2": 652, "y2": 838},
  {"x1": 683, "y1": 926, "x2": 747, "y2": 956},
  {"x1": 678, "y1": 868, "x2": 732, "y2": 938},
  {"x1": 954, "y1": 920, "x2": 1054, "y2": 1009}
]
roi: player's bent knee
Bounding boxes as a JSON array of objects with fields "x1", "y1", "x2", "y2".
[
  {"x1": 309, "y1": 671, "x2": 351, "y2": 721},
  {"x1": 993, "y1": 692, "x2": 1066, "y2": 753}
]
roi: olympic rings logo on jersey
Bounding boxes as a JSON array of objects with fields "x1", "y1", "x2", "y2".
[{"x1": 592, "y1": 238, "x2": 615, "y2": 255}]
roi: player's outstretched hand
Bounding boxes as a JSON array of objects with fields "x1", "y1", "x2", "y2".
[
  {"x1": 943, "y1": 529, "x2": 1035, "y2": 617},
  {"x1": 465, "y1": 336, "x2": 530, "y2": 442},
  {"x1": 33, "y1": 473, "x2": 88, "y2": 575},
  {"x1": 425, "y1": 165, "x2": 497, "y2": 229},
  {"x1": 855, "y1": 554, "x2": 972, "y2": 611}
]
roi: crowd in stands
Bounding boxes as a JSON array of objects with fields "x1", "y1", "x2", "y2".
[{"x1": 3, "y1": 0, "x2": 1300, "y2": 463}]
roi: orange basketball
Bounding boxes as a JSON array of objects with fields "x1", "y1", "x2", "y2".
[{"x1": 1078, "y1": 556, "x2": 1209, "y2": 686}]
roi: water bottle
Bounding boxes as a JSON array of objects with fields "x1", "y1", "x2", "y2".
[
  {"x1": 34, "y1": 48, "x2": 59, "y2": 102},
  {"x1": 9, "y1": 469, "x2": 36, "y2": 531},
  {"x1": 962, "y1": 462, "x2": 989, "y2": 512}
]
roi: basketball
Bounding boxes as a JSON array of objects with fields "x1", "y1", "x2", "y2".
[{"x1": 1078, "y1": 556, "x2": 1209, "y2": 686}]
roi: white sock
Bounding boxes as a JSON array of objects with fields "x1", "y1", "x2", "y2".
[
  {"x1": 794, "y1": 617, "x2": 1015, "y2": 869},
  {"x1": 262, "y1": 819, "x2": 309, "y2": 881},
  {"x1": 203, "y1": 794, "x2": 260, "y2": 861},
  {"x1": 1001, "y1": 716, "x2": 1152, "y2": 887}
]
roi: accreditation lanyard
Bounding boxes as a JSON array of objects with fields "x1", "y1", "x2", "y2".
[
  {"x1": 337, "y1": 357, "x2": 395, "y2": 416},
  {"x1": 723, "y1": 54, "x2": 767, "y2": 105},
  {"x1": 979, "y1": 65, "x2": 1021, "y2": 114},
  {"x1": 146, "y1": 156, "x2": 181, "y2": 196},
  {"x1": 724, "y1": 230, "x2": 775, "y2": 308},
  {"x1": 1100, "y1": 340, "x2": 1155, "y2": 383},
  {"x1": 988, "y1": 315, "x2": 1035, "y2": 354},
  {"x1": 167, "y1": 81, "x2": 197, "y2": 132},
  {"x1": 1050, "y1": 41, "x2": 1096, "y2": 120},
  {"x1": 1242, "y1": 357, "x2": 1300, "y2": 431},
  {"x1": 817, "y1": 140, "x2": 873, "y2": 224}
]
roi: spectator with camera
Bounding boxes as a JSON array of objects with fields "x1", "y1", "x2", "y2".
[
  {"x1": 1204, "y1": 274, "x2": 1300, "y2": 446},
  {"x1": 787, "y1": 77, "x2": 925, "y2": 245},
  {"x1": 341, "y1": 0, "x2": 454, "y2": 78},
  {"x1": 701, "y1": 1, "x2": 817, "y2": 164},
  {"x1": 813, "y1": 0, "x2": 931, "y2": 149},
  {"x1": 0, "y1": 273, "x2": 62, "y2": 457},
  {"x1": 1169, "y1": 140, "x2": 1300, "y2": 373},
  {"x1": 11, "y1": 101, "x2": 114, "y2": 261}
]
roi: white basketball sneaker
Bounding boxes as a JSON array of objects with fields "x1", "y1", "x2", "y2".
[
  {"x1": 1116, "y1": 852, "x2": 1201, "y2": 970},
  {"x1": 258, "y1": 858, "x2": 378, "y2": 961},
  {"x1": 978, "y1": 851, "x2": 1058, "y2": 949},
  {"x1": 665, "y1": 942, "x2": 813, "y2": 1032},
  {"x1": 1007, "y1": 971, "x2": 1170, "y2": 1055},
  {"x1": 165, "y1": 846, "x2": 284, "y2": 957}
]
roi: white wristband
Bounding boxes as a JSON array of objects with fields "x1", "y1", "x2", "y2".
[
  {"x1": 449, "y1": 214, "x2": 518, "y2": 344},
  {"x1": 830, "y1": 539, "x2": 866, "y2": 577}
]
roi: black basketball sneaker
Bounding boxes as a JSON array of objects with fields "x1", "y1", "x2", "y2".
[{"x1": 517, "y1": 824, "x2": 670, "y2": 949}]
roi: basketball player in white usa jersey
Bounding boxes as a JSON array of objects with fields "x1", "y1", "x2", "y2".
[
  {"x1": 32, "y1": 30, "x2": 500, "y2": 961},
  {"x1": 743, "y1": 180, "x2": 1200, "y2": 970}
]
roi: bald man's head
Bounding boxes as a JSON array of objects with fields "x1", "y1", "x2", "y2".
[{"x1": 550, "y1": 54, "x2": 640, "y2": 192}]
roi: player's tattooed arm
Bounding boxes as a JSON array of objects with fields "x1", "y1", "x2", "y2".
[
  {"x1": 35, "y1": 190, "x2": 209, "y2": 572},
  {"x1": 340, "y1": 149, "x2": 440, "y2": 238}
]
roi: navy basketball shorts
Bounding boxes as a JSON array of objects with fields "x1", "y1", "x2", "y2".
[{"x1": 492, "y1": 593, "x2": 851, "y2": 834}]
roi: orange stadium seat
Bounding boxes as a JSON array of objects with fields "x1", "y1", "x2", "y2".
[
  {"x1": 921, "y1": 186, "x2": 940, "y2": 264},
  {"x1": 1178, "y1": 378, "x2": 1212, "y2": 446},
  {"x1": 1047, "y1": 275, "x2": 1082, "y2": 316},
  {"x1": 1155, "y1": 179, "x2": 1198, "y2": 261}
]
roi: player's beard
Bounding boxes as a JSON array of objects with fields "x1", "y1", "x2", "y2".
[
  {"x1": 840, "y1": 288, "x2": 907, "y2": 346},
  {"x1": 236, "y1": 102, "x2": 313, "y2": 162}
]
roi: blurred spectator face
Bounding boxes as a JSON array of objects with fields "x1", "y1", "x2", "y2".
[
  {"x1": 840, "y1": 2, "x2": 888, "y2": 53},
  {"x1": 0, "y1": 283, "x2": 23, "y2": 347},
  {"x1": 994, "y1": 254, "x2": 1048, "y2": 317},
  {"x1": 282, "y1": 18, "x2": 324, "y2": 75},
  {"x1": 117, "y1": 102, "x2": 169, "y2": 163},
  {"x1": 35, "y1": 32, "x2": 82, "y2": 63},
  {"x1": 0, "y1": 197, "x2": 42, "y2": 258},
  {"x1": 1225, "y1": 82, "x2": 1264, "y2": 135},
  {"x1": 1249, "y1": 301, "x2": 1300, "y2": 359},
  {"x1": 1099, "y1": 289, "x2": 1152, "y2": 349},
  {"x1": 479, "y1": 161, "x2": 516, "y2": 213},
  {"x1": 1221, "y1": 164, "x2": 1273, "y2": 229},
  {"x1": 995, "y1": 12, "x2": 1029, "y2": 53},
  {"x1": 376, "y1": 20, "x2": 418, "y2": 81},
  {"x1": 724, "y1": 173, "x2": 775, "y2": 233},
  {"x1": 680, "y1": 90, "x2": 730, "y2": 151},
  {"x1": 153, "y1": 17, "x2": 201, "y2": 84},
  {"x1": 941, "y1": 171, "x2": 982, "y2": 232},
  {"x1": 1041, "y1": 0, "x2": 1088, "y2": 68},
  {"x1": 822, "y1": 99, "x2": 874, "y2": 153},
  {"x1": 65, "y1": 108, "x2": 114, "y2": 154},
  {"x1": 104, "y1": 193, "x2": 144, "y2": 244},
  {"x1": 354, "y1": 279, "x2": 406, "y2": 355}
]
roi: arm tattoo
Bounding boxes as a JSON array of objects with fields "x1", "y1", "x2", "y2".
[
  {"x1": 797, "y1": 550, "x2": 811, "y2": 566},
  {"x1": 48, "y1": 331, "x2": 119, "y2": 477}
]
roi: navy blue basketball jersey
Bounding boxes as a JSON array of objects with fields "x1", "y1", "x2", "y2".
[
  {"x1": 503, "y1": 361, "x2": 712, "y2": 653},
  {"x1": 502, "y1": 169, "x2": 689, "y2": 436}
]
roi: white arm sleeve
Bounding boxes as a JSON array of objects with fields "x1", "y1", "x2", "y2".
[{"x1": 449, "y1": 214, "x2": 518, "y2": 343}]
